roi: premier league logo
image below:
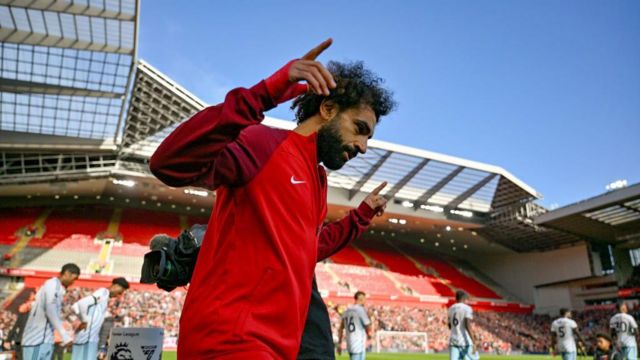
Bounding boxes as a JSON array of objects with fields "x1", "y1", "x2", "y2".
[
  {"x1": 141, "y1": 345, "x2": 158, "y2": 360},
  {"x1": 111, "y1": 342, "x2": 134, "y2": 360}
]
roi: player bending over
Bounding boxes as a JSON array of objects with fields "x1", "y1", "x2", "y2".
[
  {"x1": 448, "y1": 290, "x2": 479, "y2": 360},
  {"x1": 70, "y1": 277, "x2": 129, "y2": 360},
  {"x1": 337, "y1": 291, "x2": 372, "y2": 360},
  {"x1": 21, "y1": 263, "x2": 80, "y2": 360},
  {"x1": 550, "y1": 308, "x2": 586, "y2": 360},
  {"x1": 610, "y1": 301, "x2": 638, "y2": 360}
]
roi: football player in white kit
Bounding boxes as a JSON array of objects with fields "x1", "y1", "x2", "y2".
[
  {"x1": 21, "y1": 263, "x2": 80, "y2": 360},
  {"x1": 448, "y1": 290, "x2": 479, "y2": 360},
  {"x1": 610, "y1": 301, "x2": 638, "y2": 360},
  {"x1": 70, "y1": 277, "x2": 130, "y2": 360},
  {"x1": 550, "y1": 308, "x2": 586, "y2": 360},
  {"x1": 337, "y1": 291, "x2": 371, "y2": 360}
]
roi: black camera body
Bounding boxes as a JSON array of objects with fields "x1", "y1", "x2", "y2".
[{"x1": 140, "y1": 224, "x2": 205, "y2": 292}]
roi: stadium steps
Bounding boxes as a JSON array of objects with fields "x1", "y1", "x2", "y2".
[
  {"x1": 420, "y1": 257, "x2": 501, "y2": 299},
  {"x1": 315, "y1": 263, "x2": 349, "y2": 293},
  {"x1": 0, "y1": 207, "x2": 42, "y2": 245},
  {"x1": 383, "y1": 240, "x2": 456, "y2": 297},
  {"x1": 7, "y1": 209, "x2": 52, "y2": 267},
  {"x1": 87, "y1": 208, "x2": 122, "y2": 274},
  {"x1": 321, "y1": 262, "x2": 342, "y2": 284},
  {"x1": 353, "y1": 244, "x2": 424, "y2": 296}
]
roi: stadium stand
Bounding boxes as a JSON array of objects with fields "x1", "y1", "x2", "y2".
[
  {"x1": 418, "y1": 256, "x2": 501, "y2": 299},
  {"x1": 2, "y1": 2, "x2": 637, "y2": 356},
  {"x1": 328, "y1": 244, "x2": 369, "y2": 266},
  {"x1": 0, "y1": 283, "x2": 629, "y2": 355},
  {"x1": 0, "y1": 206, "x2": 508, "y2": 303},
  {"x1": 118, "y1": 208, "x2": 183, "y2": 246}
]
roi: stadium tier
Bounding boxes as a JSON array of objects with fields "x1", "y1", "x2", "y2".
[{"x1": 0, "y1": 205, "x2": 510, "y2": 305}]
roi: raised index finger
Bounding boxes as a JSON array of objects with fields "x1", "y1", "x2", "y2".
[
  {"x1": 371, "y1": 181, "x2": 388, "y2": 195},
  {"x1": 302, "y1": 38, "x2": 333, "y2": 60}
]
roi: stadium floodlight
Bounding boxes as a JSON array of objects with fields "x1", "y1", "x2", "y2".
[
  {"x1": 112, "y1": 179, "x2": 136, "y2": 187},
  {"x1": 445, "y1": 226, "x2": 451, "y2": 231},
  {"x1": 184, "y1": 188, "x2": 208, "y2": 197},
  {"x1": 606, "y1": 179, "x2": 628, "y2": 191},
  {"x1": 401, "y1": 200, "x2": 414, "y2": 208},
  {"x1": 450, "y1": 209, "x2": 473, "y2": 218},
  {"x1": 420, "y1": 204, "x2": 444, "y2": 213},
  {"x1": 389, "y1": 218, "x2": 407, "y2": 225}
]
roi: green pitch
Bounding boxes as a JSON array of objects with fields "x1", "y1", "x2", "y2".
[
  {"x1": 64, "y1": 351, "x2": 576, "y2": 359},
  {"x1": 156, "y1": 353, "x2": 569, "y2": 360}
]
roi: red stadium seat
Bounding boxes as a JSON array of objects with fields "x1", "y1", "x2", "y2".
[
  {"x1": 118, "y1": 208, "x2": 181, "y2": 246},
  {"x1": 329, "y1": 245, "x2": 369, "y2": 266},
  {"x1": 419, "y1": 256, "x2": 501, "y2": 299},
  {"x1": 29, "y1": 207, "x2": 112, "y2": 249},
  {"x1": 0, "y1": 207, "x2": 42, "y2": 245}
]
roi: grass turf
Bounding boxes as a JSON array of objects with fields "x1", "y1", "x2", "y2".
[
  {"x1": 62, "y1": 351, "x2": 591, "y2": 359},
  {"x1": 155, "y1": 353, "x2": 581, "y2": 360}
]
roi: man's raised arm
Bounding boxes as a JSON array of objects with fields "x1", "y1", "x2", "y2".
[
  {"x1": 317, "y1": 182, "x2": 387, "y2": 262},
  {"x1": 149, "y1": 39, "x2": 335, "y2": 189}
]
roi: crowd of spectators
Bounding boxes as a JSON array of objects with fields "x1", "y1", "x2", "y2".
[
  {"x1": 61, "y1": 287, "x2": 186, "y2": 338},
  {"x1": 0, "y1": 286, "x2": 638, "y2": 355},
  {"x1": 327, "y1": 302, "x2": 640, "y2": 354}
]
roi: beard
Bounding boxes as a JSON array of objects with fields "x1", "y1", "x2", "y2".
[{"x1": 317, "y1": 115, "x2": 358, "y2": 170}]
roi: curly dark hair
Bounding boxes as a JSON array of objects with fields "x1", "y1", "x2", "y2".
[{"x1": 291, "y1": 61, "x2": 396, "y2": 123}]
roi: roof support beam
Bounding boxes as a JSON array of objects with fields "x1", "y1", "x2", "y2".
[
  {"x1": 0, "y1": 78, "x2": 123, "y2": 98},
  {"x1": 384, "y1": 159, "x2": 429, "y2": 200},
  {"x1": 446, "y1": 173, "x2": 497, "y2": 209},
  {"x1": 348, "y1": 151, "x2": 392, "y2": 200},
  {"x1": 0, "y1": 0, "x2": 137, "y2": 21},
  {"x1": 414, "y1": 166, "x2": 464, "y2": 210}
]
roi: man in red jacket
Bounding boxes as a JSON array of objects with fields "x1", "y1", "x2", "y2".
[{"x1": 150, "y1": 39, "x2": 395, "y2": 359}]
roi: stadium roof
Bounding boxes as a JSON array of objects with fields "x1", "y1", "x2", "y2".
[
  {"x1": 119, "y1": 60, "x2": 541, "y2": 215},
  {"x1": 0, "y1": 0, "x2": 139, "y2": 142},
  {"x1": 0, "y1": 2, "x2": 543, "y2": 232},
  {"x1": 535, "y1": 183, "x2": 640, "y2": 245}
]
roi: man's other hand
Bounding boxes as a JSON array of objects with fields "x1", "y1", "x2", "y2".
[{"x1": 363, "y1": 181, "x2": 388, "y2": 216}]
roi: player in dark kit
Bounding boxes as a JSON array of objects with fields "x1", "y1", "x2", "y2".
[{"x1": 150, "y1": 39, "x2": 395, "y2": 359}]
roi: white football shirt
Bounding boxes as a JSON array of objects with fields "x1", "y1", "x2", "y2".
[
  {"x1": 551, "y1": 317, "x2": 578, "y2": 353},
  {"x1": 342, "y1": 305, "x2": 370, "y2": 354},
  {"x1": 72, "y1": 288, "x2": 110, "y2": 344},
  {"x1": 21, "y1": 277, "x2": 70, "y2": 346},
  {"x1": 610, "y1": 313, "x2": 638, "y2": 348},
  {"x1": 448, "y1": 302, "x2": 473, "y2": 347}
]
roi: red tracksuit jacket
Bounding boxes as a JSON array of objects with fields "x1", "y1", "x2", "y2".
[{"x1": 150, "y1": 61, "x2": 376, "y2": 359}]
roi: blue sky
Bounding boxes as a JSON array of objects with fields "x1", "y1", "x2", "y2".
[{"x1": 139, "y1": 1, "x2": 639, "y2": 207}]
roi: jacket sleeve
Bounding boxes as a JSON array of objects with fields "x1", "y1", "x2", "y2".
[
  {"x1": 317, "y1": 202, "x2": 377, "y2": 262},
  {"x1": 149, "y1": 60, "x2": 307, "y2": 190}
]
